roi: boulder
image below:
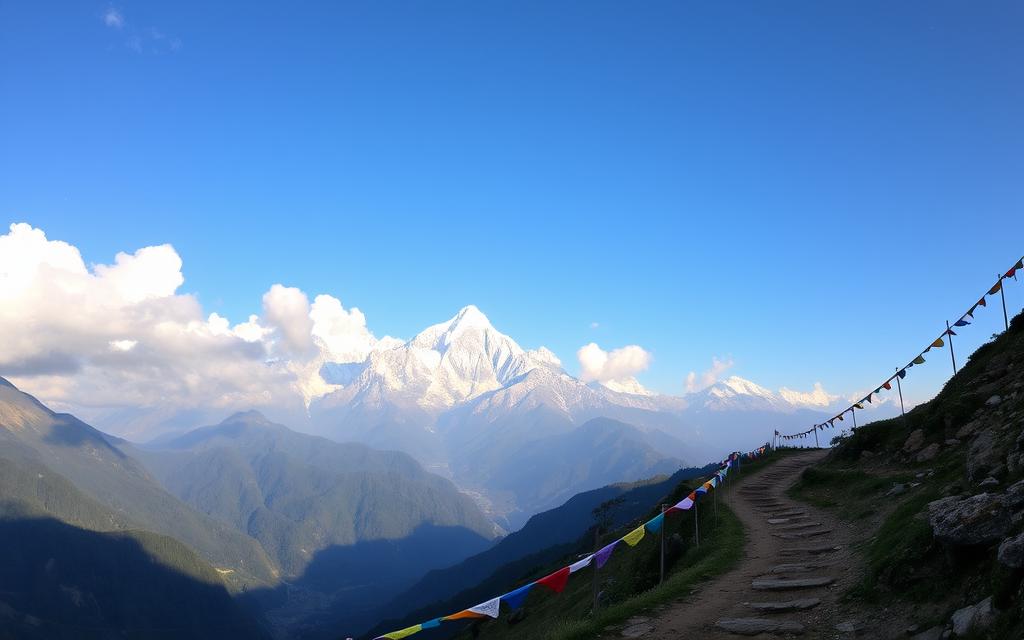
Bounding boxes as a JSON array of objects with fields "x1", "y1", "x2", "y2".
[
  {"x1": 903, "y1": 429, "x2": 926, "y2": 453},
  {"x1": 927, "y1": 494, "x2": 1010, "y2": 546},
  {"x1": 967, "y1": 431, "x2": 1000, "y2": 482},
  {"x1": 916, "y1": 443, "x2": 941, "y2": 463},
  {"x1": 1005, "y1": 479, "x2": 1024, "y2": 511},
  {"x1": 950, "y1": 597, "x2": 994, "y2": 636},
  {"x1": 985, "y1": 395, "x2": 1002, "y2": 407},
  {"x1": 956, "y1": 420, "x2": 980, "y2": 439},
  {"x1": 997, "y1": 532, "x2": 1024, "y2": 569},
  {"x1": 978, "y1": 477, "x2": 999, "y2": 488}
]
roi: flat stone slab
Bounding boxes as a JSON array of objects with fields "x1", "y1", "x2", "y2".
[
  {"x1": 780, "y1": 545, "x2": 841, "y2": 556},
  {"x1": 716, "y1": 618, "x2": 806, "y2": 635},
  {"x1": 766, "y1": 516, "x2": 810, "y2": 524},
  {"x1": 772, "y1": 521, "x2": 822, "y2": 530},
  {"x1": 751, "y1": 577, "x2": 835, "y2": 591},
  {"x1": 766, "y1": 562, "x2": 832, "y2": 574},
  {"x1": 746, "y1": 597, "x2": 822, "y2": 612},
  {"x1": 768, "y1": 510, "x2": 807, "y2": 518},
  {"x1": 773, "y1": 529, "x2": 832, "y2": 539},
  {"x1": 620, "y1": 616, "x2": 655, "y2": 637}
]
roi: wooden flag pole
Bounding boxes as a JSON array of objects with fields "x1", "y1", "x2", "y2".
[
  {"x1": 813, "y1": 426, "x2": 819, "y2": 448},
  {"x1": 946, "y1": 321, "x2": 957, "y2": 375},
  {"x1": 895, "y1": 368, "x2": 908, "y2": 429},
  {"x1": 851, "y1": 408, "x2": 857, "y2": 430},
  {"x1": 999, "y1": 275, "x2": 1009, "y2": 331},
  {"x1": 592, "y1": 528, "x2": 600, "y2": 614},
  {"x1": 694, "y1": 501, "x2": 700, "y2": 547},
  {"x1": 659, "y1": 504, "x2": 667, "y2": 585}
]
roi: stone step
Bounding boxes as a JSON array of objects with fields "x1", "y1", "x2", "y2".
[
  {"x1": 746, "y1": 597, "x2": 822, "y2": 613},
  {"x1": 768, "y1": 510, "x2": 807, "y2": 518},
  {"x1": 765, "y1": 562, "x2": 833, "y2": 574},
  {"x1": 715, "y1": 618, "x2": 806, "y2": 635},
  {"x1": 779, "y1": 544, "x2": 841, "y2": 556},
  {"x1": 773, "y1": 528, "x2": 832, "y2": 540},
  {"x1": 766, "y1": 516, "x2": 810, "y2": 524},
  {"x1": 751, "y1": 577, "x2": 835, "y2": 591},
  {"x1": 771, "y1": 521, "x2": 822, "y2": 531}
]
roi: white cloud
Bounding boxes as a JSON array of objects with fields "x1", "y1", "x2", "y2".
[
  {"x1": 589, "y1": 321, "x2": 600, "y2": 329},
  {"x1": 263, "y1": 284, "x2": 315, "y2": 357},
  {"x1": 685, "y1": 356, "x2": 734, "y2": 392},
  {"x1": 0, "y1": 222, "x2": 399, "y2": 421},
  {"x1": 577, "y1": 342, "x2": 651, "y2": 385},
  {"x1": 103, "y1": 7, "x2": 124, "y2": 28},
  {"x1": 778, "y1": 382, "x2": 839, "y2": 408}
]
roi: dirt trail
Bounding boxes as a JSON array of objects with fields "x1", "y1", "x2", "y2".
[{"x1": 604, "y1": 450, "x2": 873, "y2": 639}]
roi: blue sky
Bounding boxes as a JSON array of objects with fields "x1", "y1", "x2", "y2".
[{"x1": 1, "y1": 1, "x2": 1022, "y2": 403}]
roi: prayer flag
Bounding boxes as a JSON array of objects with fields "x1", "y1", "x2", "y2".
[
  {"x1": 622, "y1": 525, "x2": 646, "y2": 547},
  {"x1": 913, "y1": 355, "x2": 926, "y2": 365},
  {"x1": 898, "y1": 369, "x2": 907, "y2": 379},
  {"x1": 989, "y1": 281, "x2": 1002, "y2": 295},
  {"x1": 932, "y1": 337, "x2": 944, "y2": 348},
  {"x1": 501, "y1": 584, "x2": 534, "y2": 610},
  {"x1": 954, "y1": 319, "x2": 970, "y2": 327},
  {"x1": 646, "y1": 513, "x2": 665, "y2": 534},
  {"x1": 594, "y1": 541, "x2": 619, "y2": 569},
  {"x1": 537, "y1": 567, "x2": 571, "y2": 593},
  {"x1": 569, "y1": 555, "x2": 594, "y2": 574}
]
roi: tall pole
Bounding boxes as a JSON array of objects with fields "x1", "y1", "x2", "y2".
[
  {"x1": 694, "y1": 501, "x2": 700, "y2": 547},
  {"x1": 852, "y1": 408, "x2": 857, "y2": 430},
  {"x1": 714, "y1": 485, "x2": 719, "y2": 524},
  {"x1": 946, "y1": 321, "x2": 957, "y2": 375},
  {"x1": 659, "y1": 504, "x2": 667, "y2": 585},
  {"x1": 895, "y1": 368, "x2": 908, "y2": 428},
  {"x1": 592, "y1": 527, "x2": 599, "y2": 614},
  {"x1": 814, "y1": 426, "x2": 819, "y2": 448},
  {"x1": 999, "y1": 275, "x2": 1009, "y2": 331}
]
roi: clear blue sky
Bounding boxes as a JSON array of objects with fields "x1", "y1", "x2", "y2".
[{"x1": 2, "y1": 1, "x2": 1022, "y2": 402}]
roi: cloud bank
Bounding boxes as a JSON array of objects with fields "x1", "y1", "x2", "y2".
[{"x1": 0, "y1": 222, "x2": 393, "y2": 415}]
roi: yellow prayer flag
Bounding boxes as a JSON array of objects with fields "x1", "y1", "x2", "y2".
[
  {"x1": 383, "y1": 624, "x2": 423, "y2": 639},
  {"x1": 622, "y1": 524, "x2": 646, "y2": 547},
  {"x1": 913, "y1": 355, "x2": 926, "y2": 365},
  {"x1": 931, "y1": 337, "x2": 944, "y2": 348}
]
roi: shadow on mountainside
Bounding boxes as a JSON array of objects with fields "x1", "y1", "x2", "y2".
[
  {"x1": 243, "y1": 523, "x2": 493, "y2": 640},
  {"x1": 0, "y1": 515, "x2": 267, "y2": 640}
]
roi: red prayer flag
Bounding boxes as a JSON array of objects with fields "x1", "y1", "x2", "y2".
[
  {"x1": 883, "y1": 381, "x2": 892, "y2": 390},
  {"x1": 989, "y1": 281, "x2": 1002, "y2": 295},
  {"x1": 537, "y1": 566, "x2": 570, "y2": 593},
  {"x1": 978, "y1": 297, "x2": 987, "y2": 307}
]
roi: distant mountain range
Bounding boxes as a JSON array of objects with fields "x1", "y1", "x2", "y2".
[{"x1": 301, "y1": 306, "x2": 839, "y2": 527}]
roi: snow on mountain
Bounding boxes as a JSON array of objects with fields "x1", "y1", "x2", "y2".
[{"x1": 319, "y1": 305, "x2": 567, "y2": 412}]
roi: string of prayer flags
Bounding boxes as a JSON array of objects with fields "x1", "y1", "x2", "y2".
[
  {"x1": 777, "y1": 254, "x2": 1021, "y2": 443},
  {"x1": 443, "y1": 597, "x2": 502, "y2": 621}
]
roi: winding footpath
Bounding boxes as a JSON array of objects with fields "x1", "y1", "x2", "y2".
[{"x1": 607, "y1": 450, "x2": 873, "y2": 639}]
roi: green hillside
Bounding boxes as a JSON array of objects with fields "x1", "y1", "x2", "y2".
[
  {"x1": 0, "y1": 453, "x2": 268, "y2": 639},
  {"x1": 789, "y1": 310, "x2": 1024, "y2": 637}
]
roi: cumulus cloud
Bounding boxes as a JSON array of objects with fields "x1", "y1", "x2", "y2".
[
  {"x1": 685, "y1": 356, "x2": 734, "y2": 393},
  {"x1": 778, "y1": 382, "x2": 839, "y2": 408},
  {"x1": 0, "y1": 222, "x2": 396, "y2": 422},
  {"x1": 577, "y1": 342, "x2": 651, "y2": 385}
]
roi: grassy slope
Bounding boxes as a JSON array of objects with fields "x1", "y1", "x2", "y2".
[
  {"x1": 395, "y1": 450, "x2": 793, "y2": 640},
  {"x1": 788, "y1": 310, "x2": 1024, "y2": 637}
]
